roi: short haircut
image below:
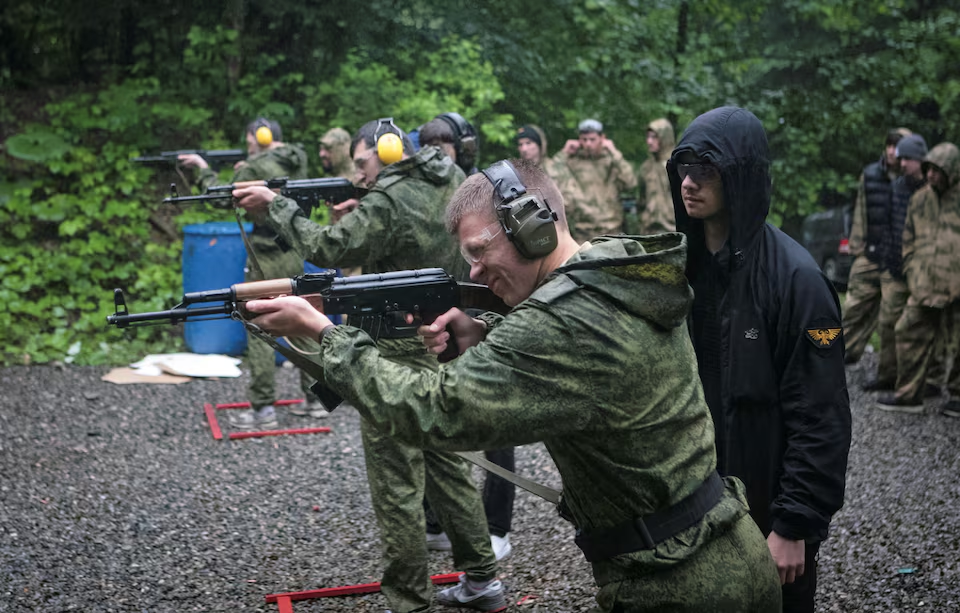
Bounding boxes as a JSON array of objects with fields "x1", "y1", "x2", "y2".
[
  {"x1": 350, "y1": 119, "x2": 415, "y2": 158},
  {"x1": 246, "y1": 118, "x2": 282, "y2": 142},
  {"x1": 445, "y1": 158, "x2": 568, "y2": 234},
  {"x1": 418, "y1": 118, "x2": 455, "y2": 147}
]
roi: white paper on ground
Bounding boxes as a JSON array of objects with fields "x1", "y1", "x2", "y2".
[{"x1": 130, "y1": 353, "x2": 243, "y2": 378}]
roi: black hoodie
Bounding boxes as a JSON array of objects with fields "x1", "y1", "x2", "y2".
[{"x1": 667, "y1": 106, "x2": 852, "y2": 543}]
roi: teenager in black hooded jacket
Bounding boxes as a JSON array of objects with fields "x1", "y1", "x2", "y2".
[{"x1": 667, "y1": 106, "x2": 852, "y2": 613}]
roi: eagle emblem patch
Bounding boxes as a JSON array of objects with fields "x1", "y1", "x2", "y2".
[{"x1": 806, "y1": 327, "x2": 842, "y2": 348}]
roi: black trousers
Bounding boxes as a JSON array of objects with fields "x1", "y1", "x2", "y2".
[
  {"x1": 782, "y1": 541, "x2": 820, "y2": 613},
  {"x1": 425, "y1": 447, "x2": 516, "y2": 537}
]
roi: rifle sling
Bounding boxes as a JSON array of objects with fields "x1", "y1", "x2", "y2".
[
  {"x1": 235, "y1": 209, "x2": 266, "y2": 281},
  {"x1": 455, "y1": 451, "x2": 561, "y2": 505}
]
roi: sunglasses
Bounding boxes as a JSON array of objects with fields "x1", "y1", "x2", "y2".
[{"x1": 677, "y1": 163, "x2": 721, "y2": 184}]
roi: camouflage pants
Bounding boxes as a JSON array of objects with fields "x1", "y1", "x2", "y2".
[
  {"x1": 364, "y1": 346, "x2": 496, "y2": 613},
  {"x1": 894, "y1": 300, "x2": 960, "y2": 403},
  {"x1": 245, "y1": 232, "x2": 317, "y2": 409},
  {"x1": 842, "y1": 256, "x2": 883, "y2": 361},
  {"x1": 592, "y1": 514, "x2": 781, "y2": 612},
  {"x1": 876, "y1": 272, "x2": 910, "y2": 386}
]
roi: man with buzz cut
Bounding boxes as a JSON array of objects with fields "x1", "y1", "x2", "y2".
[
  {"x1": 668, "y1": 106, "x2": 852, "y2": 613},
  {"x1": 243, "y1": 157, "x2": 783, "y2": 612},
  {"x1": 232, "y1": 118, "x2": 502, "y2": 613},
  {"x1": 552, "y1": 118, "x2": 637, "y2": 243}
]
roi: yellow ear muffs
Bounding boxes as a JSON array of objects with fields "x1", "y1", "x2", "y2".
[
  {"x1": 255, "y1": 125, "x2": 274, "y2": 147},
  {"x1": 377, "y1": 132, "x2": 403, "y2": 164}
]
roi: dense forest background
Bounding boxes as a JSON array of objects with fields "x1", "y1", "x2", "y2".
[{"x1": 1, "y1": 0, "x2": 958, "y2": 365}]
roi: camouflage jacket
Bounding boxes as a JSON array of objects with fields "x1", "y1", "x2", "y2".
[
  {"x1": 198, "y1": 142, "x2": 309, "y2": 189},
  {"x1": 263, "y1": 145, "x2": 467, "y2": 279},
  {"x1": 552, "y1": 147, "x2": 638, "y2": 241},
  {"x1": 902, "y1": 142, "x2": 960, "y2": 308},
  {"x1": 314, "y1": 235, "x2": 751, "y2": 583},
  {"x1": 638, "y1": 119, "x2": 676, "y2": 234}
]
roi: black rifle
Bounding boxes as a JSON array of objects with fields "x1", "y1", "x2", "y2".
[
  {"x1": 107, "y1": 268, "x2": 508, "y2": 362},
  {"x1": 162, "y1": 177, "x2": 367, "y2": 215},
  {"x1": 132, "y1": 149, "x2": 246, "y2": 170}
]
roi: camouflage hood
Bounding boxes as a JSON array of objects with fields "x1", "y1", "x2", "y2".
[
  {"x1": 551, "y1": 233, "x2": 692, "y2": 330},
  {"x1": 269, "y1": 142, "x2": 309, "y2": 176},
  {"x1": 375, "y1": 145, "x2": 462, "y2": 188},
  {"x1": 923, "y1": 142, "x2": 960, "y2": 190},
  {"x1": 647, "y1": 118, "x2": 676, "y2": 162}
]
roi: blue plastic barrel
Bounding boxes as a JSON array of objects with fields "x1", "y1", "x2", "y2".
[{"x1": 182, "y1": 222, "x2": 253, "y2": 355}]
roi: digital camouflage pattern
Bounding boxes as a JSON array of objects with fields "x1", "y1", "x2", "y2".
[
  {"x1": 199, "y1": 143, "x2": 315, "y2": 409},
  {"x1": 264, "y1": 145, "x2": 468, "y2": 281},
  {"x1": 638, "y1": 118, "x2": 677, "y2": 234},
  {"x1": 313, "y1": 235, "x2": 781, "y2": 612},
  {"x1": 263, "y1": 145, "x2": 494, "y2": 613},
  {"x1": 552, "y1": 146, "x2": 638, "y2": 243},
  {"x1": 893, "y1": 142, "x2": 960, "y2": 403}
]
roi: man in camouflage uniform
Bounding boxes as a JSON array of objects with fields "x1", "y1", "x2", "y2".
[
  {"x1": 552, "y1": 119, "x2": 638, "y2": 244},
  {"x1": 244, "y1": 159, "x2": 782, "y2": 612},
  {"x1": 233, "y1": 119, "x2": 501, "y2": 613},
  {"x1": 869, "y1": 135, "x2": 929, "y2": 393},
  {"x1": 179, "y1": 118, "x2": 321, "y2": 429},
  {"x1": 638, "y1": 118, "x2": 677, "y2": 234},
  {"x1": 843, "y1": 128, "x2": 911, "y2": 364},
  {"x1": 877, "y1": 142, "x2": 960, "y2": 417}
]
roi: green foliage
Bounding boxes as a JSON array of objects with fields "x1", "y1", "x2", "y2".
[{"x1": 1, "y1": 0, "x2": 958, "y2": 365}]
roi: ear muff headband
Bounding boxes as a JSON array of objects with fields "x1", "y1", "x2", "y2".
[
  {"x1": 440, "y1": 112, "x2": 478, "y2": 171},
  {"x1": 481, "y1": 160, "x2": 558, "y2": 259},
  {"x1": 374, "y1": 117, "x2": 405, "y2": 165}
]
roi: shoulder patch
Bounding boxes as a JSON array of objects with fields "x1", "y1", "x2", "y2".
[
  {"x1": 805, "y1": 327, "x2": 842, "y2": 349},
  {"x1": 529, "y1": 274, "x2": 580, "y2": 304}
]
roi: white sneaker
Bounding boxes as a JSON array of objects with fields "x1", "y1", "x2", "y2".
[
  {"x1": 227, "y1": 409, "x2": 257, "y2": 430},
  {"x1": 426, "y1": 531, "x2": 452, "y2": 551},
  {"x1": 490, "y1": 534, "x2": 512, "y2": 561},
  {"x1": 255, "y1": 405, "x2": 279, "y2": 429},
  {"x1": 289, "y1": 400, "x2": 331, "y2": 418},
  {"x1": 436, "y1": 576, "x2": 507, "y2": 612}
]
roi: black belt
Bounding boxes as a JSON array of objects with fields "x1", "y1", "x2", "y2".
[{"x1": 574, "y1": 471, "x2": 724, "y2": 562}]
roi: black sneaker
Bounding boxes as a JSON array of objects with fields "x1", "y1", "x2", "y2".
[
  {"x1": 942, "y1": 400, "x2": 960, "y2": 418},
  {"x1": 875, "y1": 392, "x2": 924, "y2": 414},
  {"x1": 925, "y1": 383, "x2": 943, "y2": 398}
]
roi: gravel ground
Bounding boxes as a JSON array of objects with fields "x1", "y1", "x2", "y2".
[{"x1": 1, "y1": 352, "x2": 958, "y2": 612}]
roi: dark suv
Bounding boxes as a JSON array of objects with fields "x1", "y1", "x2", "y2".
[{"x1": 800, "y1": 204, "x2": 853, "y2": 291}]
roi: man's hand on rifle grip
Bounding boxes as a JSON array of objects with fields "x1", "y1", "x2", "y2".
[{"x1": 412, "y1": 308, "x2": 486, "y2": 360}]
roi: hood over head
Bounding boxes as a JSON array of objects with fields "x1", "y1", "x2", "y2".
[
  {"x1": 320, "y1": 127, "x2": 352, "y2": 172},
  {"x1": 667, "y1": 106, "x2": 771, "y2": 272},
  {"x1": 556, "y1": 234, "x2": 693, "y2": 330},
  {"x1": 922, "y1": 142, "x2": 960, "y2": 190},
  {"x1": 379, "y1": 145, "x2": 462, "y2": 186},
  {"x1": 647, "y1": 118, "x2": 676, "y2": 161}
]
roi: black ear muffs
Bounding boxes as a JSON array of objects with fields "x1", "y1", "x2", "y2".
[
  {"x1": 482, "y1": 160, "x2": 558, "y2": 259},
  {"x1": 374, "y1": 117, "x2": 405, "y2": 164},
  {"x1": 440, "y1": 112, "x2": 478, "y2": 172}
]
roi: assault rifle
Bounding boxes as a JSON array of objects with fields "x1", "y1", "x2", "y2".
[
  {"x1": 107, "y1": 268, "x2": 508, "y2": 363},
  {"x1": 162, "y1": 177, "x2": 366, "y2": 215},
  {"x1": 132, "y1": 149, "x2": 246, "y2": 170}
]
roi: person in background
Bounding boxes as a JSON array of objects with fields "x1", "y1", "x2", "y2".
[
  {"x1": 179, "y1": 118, "x2": 326, "y2": 428},
  {"x1": 551, "y1": 118, "x2": 637, "y2": 243},
  {"x1": 638, "y1": 118, "x2": 677, "y2": 234}
]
